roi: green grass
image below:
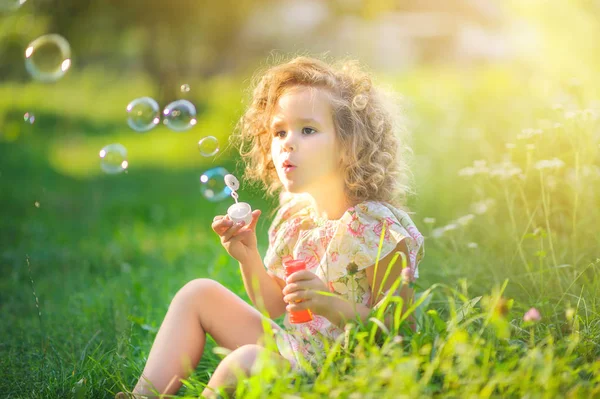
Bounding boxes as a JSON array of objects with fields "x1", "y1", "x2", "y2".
[{"x1": 2, "y1": 56, "x2": 600, "y2": 398}]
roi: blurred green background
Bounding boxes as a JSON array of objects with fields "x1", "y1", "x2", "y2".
[{"x1": 1, "y1": 0, "x2": 599, "y2": 397}]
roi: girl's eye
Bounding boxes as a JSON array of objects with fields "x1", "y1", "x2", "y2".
[{"x1": 273, "y1": 127, "x2": 317, "y2": 138}]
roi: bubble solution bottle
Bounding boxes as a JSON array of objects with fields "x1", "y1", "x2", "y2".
[{"x1": 283, "y1": 259, "x2": 314, "y2": 324}]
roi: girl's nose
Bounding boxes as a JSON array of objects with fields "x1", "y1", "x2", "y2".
[{"x1": 281, "y1": 130, "x2": 297, "y2": 151}]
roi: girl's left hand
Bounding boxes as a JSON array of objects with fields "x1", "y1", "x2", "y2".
[{"x1": 282, "y1": 270, "x2": 331, "y2": 317}]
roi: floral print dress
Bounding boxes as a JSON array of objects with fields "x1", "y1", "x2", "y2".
[{"x1": 263, "y1": 192, "x2": 425, "y2": 374}]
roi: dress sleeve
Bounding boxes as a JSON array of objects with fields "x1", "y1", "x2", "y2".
[
  {"x1": 324, "y1": 202, "x2": 425, "y2": 283},
  {"x1": 263, "y1": 193, "x2": 313, "y2": 280}
]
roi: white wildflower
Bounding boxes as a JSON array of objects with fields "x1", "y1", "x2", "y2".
[
  {"x1": 517, "y1": 128, "x2": 543, "y2": 140},
  {"x1": 456, "y1": 214, "x2": 475, "y2": 226},
  {"x1": 458, "y1": 166, "x2": 477, "y2": 177},
  {"x1": 431, "y1": 227, "x2": 446, "y2": 238},
  {"x1": 565, "y1": 165, "x2": 600, "y2": 188},
  {"x1": 443, "y1": 223, "x2": 459, "y2": 232},
  {"x1": 423, "y1": 217, "x2": 436, "y2": 224},
  {"x1": 489, "y1": 161, "x2": 523, "y2": 180},
  {"x1": 505, "y1": 143, "x2": 516, "y2": 149},
  {"x1": 473, "y1": 160, "x2": 489, "y2": 174},
  {"x1": 459, "y1": 159, "x2": 492, "y2": 177},
  {"x1": 535, "y1": 157, "x2": 565, "y2": 171},
  {"x1": 565, "y1": 110, "x2": 577, "y2": 119},
  {"x1": 525, "y1": 144, "x2": 536, "y2": 151},
  {"x1": 432, "y1": 222, "x2": 462, "y2": 238},
  {"x1": 467, "y1": 242, "x2": 478, "y2": 249},
  {"x1": 470, "y1": 198, "x2": 496, "y2": 215}
]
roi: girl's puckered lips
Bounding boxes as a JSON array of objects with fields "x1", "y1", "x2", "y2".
[{"x1": 282, "y1": 159, "x2": 296, "y2": 168}]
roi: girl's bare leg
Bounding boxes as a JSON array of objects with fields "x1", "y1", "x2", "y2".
[
  {"x1": 201, "y1": 344, "x2": 289, "y2": 398},
  {"x1": 119, "y1": 278, "x2": 281, "y2": 398}
]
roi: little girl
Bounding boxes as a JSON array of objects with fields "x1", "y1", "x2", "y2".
[{"x1": 117, "y1": 56, "x2": 424, "y2": 398}]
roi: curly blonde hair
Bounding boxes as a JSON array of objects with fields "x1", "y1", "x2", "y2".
[{"x1": 231, "y1": 54, "x2": 416, "y2": 213}]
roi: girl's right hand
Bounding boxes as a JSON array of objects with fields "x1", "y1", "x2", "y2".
[{"x1": 211, "y1": 209, "x2": 262, "y2": 264}]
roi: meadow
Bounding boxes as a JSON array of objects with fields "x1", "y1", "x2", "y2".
[{"x1": 1, "y1": 32, "x2": 600, "y2": 399}]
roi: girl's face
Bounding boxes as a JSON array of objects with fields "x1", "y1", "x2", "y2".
[{"x1": 270, "y1": 86, "x2": 342, "y2": 195}]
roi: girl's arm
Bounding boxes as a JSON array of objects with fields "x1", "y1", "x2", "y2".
[{"x1": 238, "y1": 249, "x2": 288, "y2": 320}]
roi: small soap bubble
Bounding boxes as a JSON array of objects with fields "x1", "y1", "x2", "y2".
[
  {"x1": 24, "y1": 34, "x2": 71, "y2": 82},
  {"x1": 99, "y1": 143, "x2": 128, "y2": 174},
  {"x1": 198, "y1": 136, "x2": 219, "y2": 157},
  {"x1": 126, "y1": 97, "x2": 160, "y2": 132},
  {"x1": 200, "y1": 167, "x2": 232, "y2": 202},
  {"x1": 163, "y1": 100, "x2": 197, "y2": 132},
  {"x1": 0, "y1": 0, "x2": 27, "y2": 11},
  {"x1": 180, "y1": 84, "x2": 191, "y2": 93},
  {"x1": 24, "y1": 112, "x2": 35, "y2": 124}
]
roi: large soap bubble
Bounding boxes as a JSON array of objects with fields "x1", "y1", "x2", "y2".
[
  {"x1": 126, "y1": 97, "x2": 160, "y2": 132},
  {"x1": 99, "y1": 143, "x2": 128, "y2": 174},
  {"x1": 200, "y1": 167, "x2": 232, "y2": 202},
  {"x1": 163, "y1": 100, "x2": 197, "y2": 132},
  {"x1": 24, "y1": 34, "x2": 72, "y2": 82}
]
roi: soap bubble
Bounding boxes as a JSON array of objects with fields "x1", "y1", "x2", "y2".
[
  {"x1": 24, "y1": 34, "x2": 72, "y2": 82},
  {"x1": 198, "y1": 136, "x2": 219, "y2": 157},
  {"x1": 200, "y1": 167, "x2": 232, "y2": 202},
  {"x1": 126, "y1": 97, "x2": 160, "y2": 132},
  {"x1": 99, "y1": 143, "x2": 128, "y2": 174},
  {"x1": 163, "y1": 100, "x2": 197, "y2": 132},
  {"x1": 24, "y1": 112, "x2": 35, "y2": 124},
  {"x1": 0, "y1": 0, "x2": 27, "y2": 11},
  {"x1": 180, "y1": 84, "x2": 190, "y2": 93}
]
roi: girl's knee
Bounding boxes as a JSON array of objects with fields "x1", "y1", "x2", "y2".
[
  {"x1": 172, "y1": 278, "x2": 223, "y2": 305},
  {"x1": 225, "y1": 344, "x2": 264, "y2": 375}
]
